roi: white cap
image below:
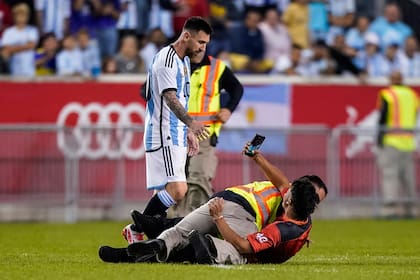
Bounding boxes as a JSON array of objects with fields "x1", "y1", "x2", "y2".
[{"x1": 364, "y1": 32, "x2": 380, "y2": 46}]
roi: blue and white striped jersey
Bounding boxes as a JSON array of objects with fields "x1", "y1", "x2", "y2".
[
  {"x1": 144, "y1": 45, "x2": 191, "y2": 151},
  {"x1": 35, "y1": 0, "x2": 71, "y2": 40}
]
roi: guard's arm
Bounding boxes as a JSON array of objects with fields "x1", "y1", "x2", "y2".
[{"x1": 219, "y1": 67, "x2": 244, "y2": 113}]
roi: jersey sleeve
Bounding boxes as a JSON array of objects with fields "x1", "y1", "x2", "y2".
[
  {"x1": 156, "y1": 64, "x2": 178, "y2": 96},
  {"x1": 247, "y1": 222, "x2": 281, "y2": 253}
]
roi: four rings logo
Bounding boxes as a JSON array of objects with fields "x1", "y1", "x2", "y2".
[{"x1": 57, "y1": 102, "x2": 146, "y2": 159}]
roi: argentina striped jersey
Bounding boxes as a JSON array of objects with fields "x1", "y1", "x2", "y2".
[{"x1": 144, "y1": 45, "x2": 191, "y2": 151}]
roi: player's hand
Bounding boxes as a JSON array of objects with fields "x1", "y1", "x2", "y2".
[
  {"x1": 189, "y1": 120, "x2": 210, "y2": 141},
  {"x1": 187, "y1": 129, "x2": 199, "y2": 156},
  {"x1": 216, "y1": 108, "x2": 231, "y2": 123},
  {"x1": 208, "y1": 197, "x2": 224, "y2": 218}
]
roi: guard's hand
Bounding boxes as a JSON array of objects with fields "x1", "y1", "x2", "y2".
[
  {"x1": 208, "y1": 197, "x2": 224, "y2": 218},
  {"x1": 216, "y1": 108, "x2": 232, "y2": 123}
]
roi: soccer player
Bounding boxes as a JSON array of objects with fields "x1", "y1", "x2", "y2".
[{"x1": 140, "y1": 17, "x2": 212, "y2": 223}]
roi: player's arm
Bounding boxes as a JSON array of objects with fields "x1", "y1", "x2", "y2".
[
  {"x1": 244, "y1": 147, "x2": 290, "y2": 191},
  {"x1": 209, "y1": 198, "x2": 253, "y2": 254},
  {"x1": 163, "y1": 90, "x2": 209, "y2": 139}
]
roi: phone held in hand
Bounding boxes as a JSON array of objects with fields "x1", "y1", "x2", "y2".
[{"x1": 245, "y1": 134, "x2": 265, "y2": 156}]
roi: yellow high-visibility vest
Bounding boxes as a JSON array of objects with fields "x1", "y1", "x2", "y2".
[
  {"x1": 227, "y1": 181, "x2": 283, "y2": 230},
  {"x1": 380, "y1": 85, "x2": 419, "y2": 151},
  {"x1": 189, "y1": 56, "x2": 227, "y2": 136}
]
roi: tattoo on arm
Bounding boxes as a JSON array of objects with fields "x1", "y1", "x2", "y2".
[{"x1": 163, "y1": 91, "x2": 193, "y2": 126}]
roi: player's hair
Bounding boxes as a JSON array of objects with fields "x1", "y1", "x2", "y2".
[
  {"x1": 290, "y1": 178, "x2": 319, "y2": 221},
  {"x1": 183, "y1": 16, "x2": 213, "y2": 35}
]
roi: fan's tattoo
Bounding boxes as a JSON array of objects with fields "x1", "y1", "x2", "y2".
[{"x1": 163, "y1": 91, "x2": 193, "y2": 126}]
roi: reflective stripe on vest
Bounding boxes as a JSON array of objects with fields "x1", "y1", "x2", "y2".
[
  {"x1": 381, "y1": 86, "x2": 418, "y2": 151},
  {"x1": 227, "y1": 181, "x2": 283, "y2": 230},
  {"x1": 189, "y1": 56, "x2": 226, "y2": 135}
]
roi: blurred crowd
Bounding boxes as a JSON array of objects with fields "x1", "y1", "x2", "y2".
[{"x1": 0, "y1": 0, "x2": 419, "y2": 79}]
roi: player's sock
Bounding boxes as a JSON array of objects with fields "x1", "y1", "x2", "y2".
[{"x1": 143, "y1": 190, "x2": 175, "y2": 216}]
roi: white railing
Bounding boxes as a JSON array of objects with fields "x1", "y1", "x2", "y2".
[{"x1": 0, "y1": 124, "x2": 418, "y2": 222}]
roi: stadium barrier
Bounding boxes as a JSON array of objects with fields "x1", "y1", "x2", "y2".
[{"x1": 0, "y1": 124, "x2": 419, "y2": 222}]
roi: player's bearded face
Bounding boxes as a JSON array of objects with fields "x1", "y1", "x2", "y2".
[{"x1": 186, "y1": 31, "x2": 209, "y2": 58}]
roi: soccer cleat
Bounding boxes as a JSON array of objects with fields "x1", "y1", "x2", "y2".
[
  {"x1": 127, "y1": 239, "x2": 167, "y2": 263},
  {"x1": 188, "y1": 230, "x2": 217, "y2": 264},
  {"x1": 122, "y1": 224, "x2": 146, "y2": 244},
  {"x1": 130, "y1": 209, "x2": 166, "y2": 239},
  {"x1": 98, "y1": 245, "x2": 135, "y2": 263}
]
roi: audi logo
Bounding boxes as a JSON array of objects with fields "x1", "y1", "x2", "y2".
[{"x1": 57, "y1": 102, "x2": 146, "y2": 159}]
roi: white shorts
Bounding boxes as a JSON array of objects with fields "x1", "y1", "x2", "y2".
[{"x1": 145, "y1": 145, "x2": 187, "y2": 190}]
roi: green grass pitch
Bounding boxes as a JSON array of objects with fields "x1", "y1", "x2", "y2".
[{"x1": 0, "y1": 219, "x2": 419, "y2": 280}]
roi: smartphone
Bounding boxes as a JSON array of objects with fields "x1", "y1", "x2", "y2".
[{"x1": 245, "y1": 134, "x2": 265, "y2": 156}]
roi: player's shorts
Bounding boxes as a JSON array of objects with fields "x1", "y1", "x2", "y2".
[{"x1": 145, "y1": 144, "x2": 187, "y2": 190}]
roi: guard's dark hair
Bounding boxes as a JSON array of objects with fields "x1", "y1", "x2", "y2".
[
  {"x1": 290, "y1": 177, "x2": 319, "y2": 221},
  {"x1": 183, "y1": 16, "x2": 213, "y2": 35}
]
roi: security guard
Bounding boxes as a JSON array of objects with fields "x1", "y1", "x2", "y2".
[
  {"x1": 377, "y1": 71, "x2": 419, "y2": 218},
  {"x1": 168, "y1": 52, "x2": 244, "y2": 217}
]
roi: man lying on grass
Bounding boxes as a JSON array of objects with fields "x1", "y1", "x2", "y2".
[{"x1": 99, "y1": 146, "x2": 327, "y2": 264}]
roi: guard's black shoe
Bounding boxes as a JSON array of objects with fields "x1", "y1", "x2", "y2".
[
  {"x1": 188, "y1": 230, "x2": 217, "y2": 264},
  {"x1": 130, "y1": 209, "x2": 166, "y2": 239},
  {"x1": 98, "y1": 245, "x2": 134, "y2": 263},
  {"x1": 127, "y1": 239, "x2": 167, "y2": 262}
]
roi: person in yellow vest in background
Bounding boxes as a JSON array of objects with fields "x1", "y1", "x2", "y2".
[
  {"x1": 376, "y1": 71, "x2": 419, "y2": 218},
  {"x1": 168, "y1": 51, "x2": 244, "y2": 218}
]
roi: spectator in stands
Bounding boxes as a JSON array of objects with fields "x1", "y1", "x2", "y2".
[
  {"x1": 140, "y1": 27, "x2": 167, "y2": 70},
  {"x1": 368, "y1": 2, "x2": 413, "y2": 51},
  {"x1": 400, "y1": 36, "x2": 420, "y2": 78},
  {"x1": 345, "y1": 15, "x2": 370, "y2": 56},
  {"x1": 94, "y1": 0, "x2": 121, "y2": 59},
  {"x1": 56, "y1": 34, "x2": 84, "y2": 76},
  {"x1": 243, "y1": 0, "x2": 278, "y2": 15},
  {"x1": 35, "y1": 32, "x2": 59, "y2": 76},
  {"x1": 77, "y1": 28, "x2": 101, "y2": 78},
  {"x1": 228, "y1": 9, "x2": 270, "y2": 73},
  {"x1": 355, "y1": 32, "x2": 387, "y2": 77},
  {"x1": 282, "y1": 0, "x2": 310, "y2": 49},
  {"x1": 326, "y1": 0, "x2": 355, "y2": 45},
  {"x1": 311, "y1": 38, "x2": 365, "y2": 80},
  {"x1": 148, "y1": 0, "x2": 175, "y2": 39},
  {"x1": 117, "y1": 0, "x2": 138, "y2": 40},
  {"x1": 1, "y1": 3, "x2": 38, "y2": 77},
  {"x1": 0, "y1": 0, "x2": 13, "y2": 36},
  {"x1": 300, "y1": 40, "x2": 335, "y2": 76},
  {"x1": 70, "y1": 0, "x2": 100, "y2": 38},
  {"x1": 115, "y1": 34, "x2": 145, "y2": 73},
  {"x1": 258, "y1": 8, "x2": 291, "y2": 67},
  {"x1": 35, "y1": 0, "x2": 71, "y2": 40},
  {"x1": 271, "y1": 43, "x2": 306, "y2": 75},
  {"x1": 381, "y1": 41, "x2": 403, "y2": 77},
  {"x1": 134, "y1": 0, "x2": 149, "y2": 36},
  {"x1": 206, "y1": 0, "x2": 231, "y2": 57},
  {"x1": 308, "y1": 0, "x2": 329, "y2": 42},
  {"x1": 102, "y1": 56, "x2": 117, "y2": 73},
  {"x1": 171, "y1": 0, "x2": 210, "y2": 37}
]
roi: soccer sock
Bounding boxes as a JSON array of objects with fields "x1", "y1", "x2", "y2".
[{"x1": 143, "y1": 190, "x2": 175, "y2": 216}]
